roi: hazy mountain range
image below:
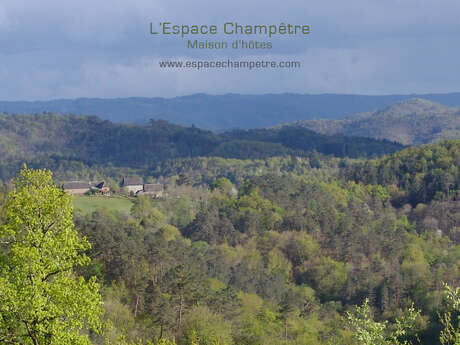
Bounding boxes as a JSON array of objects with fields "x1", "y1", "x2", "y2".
[
  {"x1": 2, "y1": 92, "x2": 460, "y2": 130},
  {"x1": 287, "y1": 98, "x2": 460, "y2": 145}
]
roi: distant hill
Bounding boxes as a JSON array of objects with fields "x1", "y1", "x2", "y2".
[
  {"x1": 0, "y1": 113, "x2": 402, "y2": 171},
  {"x1": 289, "y1": 98, "x2": 460, "y2": 145},
  {"x1": 2, "y1": 93, "x2": 460, "y2": 130},
  {"x1": 342, "y1": 139, "x2": 460, "y2": 206}
]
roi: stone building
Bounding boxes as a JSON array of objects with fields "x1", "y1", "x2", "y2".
[
  {"x1": 63, "y1": 181, "x2": 91, "y2": 195},
  {"x1": 121, "y1": 177, "x2": 144, "y2": 194},
  {"x1": 139, "y1": 183, "x2": 164, "y2": 198}
]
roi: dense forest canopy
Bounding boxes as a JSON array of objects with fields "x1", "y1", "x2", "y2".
[
  {"x1": 0, "y1": 113, "x2": 402, "y2": 182},
  {"x1": 343, "y1": 140, "x2": 460, "y2": 206},
  {"x1": 0, "y1": 110, "x2": 459, "y2": 345}
]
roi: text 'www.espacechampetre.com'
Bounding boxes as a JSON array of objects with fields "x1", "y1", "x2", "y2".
[{"x1": 158, "y1": 60, "x2": 301, "y2": 70}]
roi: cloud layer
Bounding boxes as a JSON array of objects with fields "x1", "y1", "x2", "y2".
[{"x1": 0, "y1": 0, "x2": 459, "y2": 100}]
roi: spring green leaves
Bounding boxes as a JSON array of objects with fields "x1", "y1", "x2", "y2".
[{"x1": 0, "y1": 168, "x2": 102, "y2": 345}]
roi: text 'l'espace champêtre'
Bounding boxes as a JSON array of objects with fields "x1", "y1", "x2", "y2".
[{"x1": 150, "y1": 22, "x2": 311, "y2": 38}]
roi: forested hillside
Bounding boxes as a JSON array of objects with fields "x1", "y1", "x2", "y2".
[
  {"x1": 0, "y1": 115, "x2": 459, "y2": 345},
  {"x1": 290, "y1": 98, "x2": 460, "y2": 145},
  {"x1": 0, "y1": 113, "x2": 401, "y2": 172},
  {"x1": 343, "y1": 140, "x2": 460, "y2": 206}
]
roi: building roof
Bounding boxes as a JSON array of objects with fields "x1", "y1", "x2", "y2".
[
  {"x1": 143, "y1": 183, "x2": 163, "y2": 192},
  {"x1": 91, "y1": 181, "x2": 107, "y2": 189},
  {"x1": 122, "y1": 177, "x2": 143, "y2": 186},
  {"x1": 63, "y1": 181, "x2": 90, "y2": 190}
]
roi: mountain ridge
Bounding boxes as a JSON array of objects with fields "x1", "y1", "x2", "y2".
[
  {"x1": 289, "y1": 98, "x2": 460, "y2": 145},
  {"x1": 2, "y1": 92, "x2": 460, "y2": 130}
]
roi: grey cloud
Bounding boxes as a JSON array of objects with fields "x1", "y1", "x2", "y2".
[{"x1": 0, "y1": 0, "x2": 459, "y2": 100}]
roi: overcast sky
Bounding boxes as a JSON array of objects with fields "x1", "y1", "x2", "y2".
[{"x1": 0, "y1": 0, "x2": 459, "y2": 100}]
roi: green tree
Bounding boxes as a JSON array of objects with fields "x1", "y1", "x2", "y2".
[
  {"x1": 0, "y1": 168, "x2": 103, "y2": 345},
  {"x1": 180, "y1": 306, "x2": 233, "y2": 345},
  {"x1": 131, "y1": 196, "x2": 165, "y2": 228},
  {"x1": 164, "y1": 263, "x2": 199, "y2": 336},
  {"x1": 440, "y1": 283, "x2": 460, "y2": 345},
  {"x1": 210, "y1": 178, "x2": 236, "y2": 197},
  {"x1": 346, "y1": 299, "x2": 419, "y2": 345}
]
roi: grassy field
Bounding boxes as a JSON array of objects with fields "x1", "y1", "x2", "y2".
[{"x1": 73, "y1": 195, "x2": 133, "y2": 214}]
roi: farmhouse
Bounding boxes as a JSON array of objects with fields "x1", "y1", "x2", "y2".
[
  {"x1": 63, "y1": 181, "x2": 91, "y2": 195},
  {"x1": 121, "y1": 177, "x2": 144, "y2": 194},
  {"x1": 91, "y1": 181, "x2": 110, "y2": 195},
  {"x1": 138, "y1": 183, "x2": 164, "y2": 198}
]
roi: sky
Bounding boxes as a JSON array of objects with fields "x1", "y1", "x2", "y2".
[{"x1": 0, "y1": 0, "x2": 460, "y2": 100}]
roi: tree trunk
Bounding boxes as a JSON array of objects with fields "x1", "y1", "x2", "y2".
[{"x1": 134, "y1": 294, "x2": 140, "y2": 318}]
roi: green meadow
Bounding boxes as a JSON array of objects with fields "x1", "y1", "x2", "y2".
[{"x1": 73, "y1": 195, "x2": 133, "y2": 214}]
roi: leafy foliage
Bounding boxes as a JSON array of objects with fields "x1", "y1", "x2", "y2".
[
  {"x1": 0, "y1": 135, "x2": 459, "y2": 345},
  {"x1": 346, "y1": 299, "x2": 420, "y2": 345},
  {"x1": 439, "y1": 284, "x2": 460, "y2": 345},
  {"x1": 343, "y1": 140, "x2": 460, "y2": 206},
  {"x1": 0, "y1": 168, "x2": 103, "y2": 345}
]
